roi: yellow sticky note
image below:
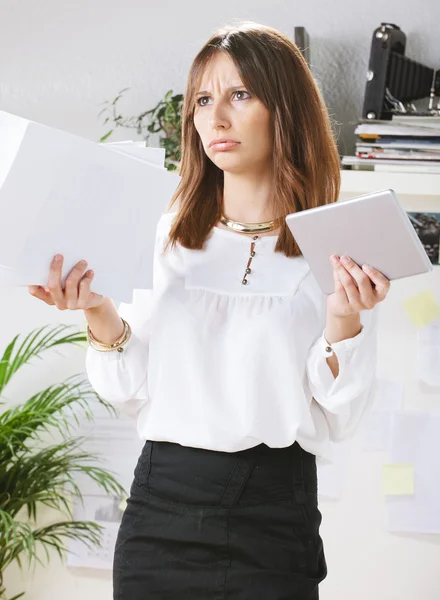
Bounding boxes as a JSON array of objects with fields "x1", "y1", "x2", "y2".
[
  {"x1": 382, "y1": 464, "x2": 414, "y2": 495},
  {"x1": 403, "y1": 291, "x2": 440, "y2": 328},
  {"x1": 118, "y1": 497, "x2": 128, "y2": 512}
]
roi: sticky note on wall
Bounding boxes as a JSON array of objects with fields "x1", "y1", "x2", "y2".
[
  {"x1": 382, "y1": 464, "x2": 415, "y2": 495},
  {"x1": 403, "y1": 291, "x2": 440, "y2": 328}
]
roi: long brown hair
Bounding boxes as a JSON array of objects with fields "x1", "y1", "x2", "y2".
[{"x1": 165, "y1": 21, "x2": 341, "y2": 257}]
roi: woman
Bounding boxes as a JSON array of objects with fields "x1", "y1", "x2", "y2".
[{"x1": 30, "y1": 21, "x2": 390, "y2": 600}]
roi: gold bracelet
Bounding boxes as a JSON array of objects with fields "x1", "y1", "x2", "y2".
[
  {"x1": 87, "y1": 318, "x2": 127, "y2": 346},
  {"x1": 87, "y1": 318, "x2": 132, "y2": 353}
]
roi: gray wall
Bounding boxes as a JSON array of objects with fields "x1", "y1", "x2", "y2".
[{"x1": 1, "y1": 0, "x2": 439, "y2": 156}]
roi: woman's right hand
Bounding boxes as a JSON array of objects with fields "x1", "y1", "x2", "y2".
[{"x1": 28, "y1": 254, "x2": 106, "y2": 310}]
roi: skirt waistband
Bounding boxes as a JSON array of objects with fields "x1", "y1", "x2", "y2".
[{"x1": 132, "y1": 440, "x2": 317, "y2": 508}]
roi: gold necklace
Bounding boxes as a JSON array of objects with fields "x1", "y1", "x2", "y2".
[{"x1": 219, "y1": 214, "x2": 280, "y2": 234}]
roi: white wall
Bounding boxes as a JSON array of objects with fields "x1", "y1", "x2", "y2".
[{"x1": 2, "y1": 1, "x2": 440, "y2": 598}]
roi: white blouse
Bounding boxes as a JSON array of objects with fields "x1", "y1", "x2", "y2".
[{"x1": 85, "y1": 211, "x2": 380, "y2": 459}]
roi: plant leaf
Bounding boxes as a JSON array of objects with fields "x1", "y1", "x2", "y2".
[
  {"x1": 0, "y1": 324, "x2": 87, "y2": 394},
  {"x1": 99, "y1": 130, "x2": 113, "y2": 143}
]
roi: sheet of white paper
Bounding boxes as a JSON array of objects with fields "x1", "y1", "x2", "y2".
[
  {"x1": 73, "y1": 399, "x2": 144, "y2": 496},
  {"x1": 106, "y1": 142, "x2": 177, "y2": 290},
  {"x1": 417, "y1": 320, "x2": 440, "y2": 389},
  {"x1": 67, "y1": 494, "x2": 122, "y2": 570},
  {"x1": 105, "y1": 141, "x2": 166, "y2": 168},
  {"x1": 0, "y1": 141, "x2": 168, "y2": 290},
  {"x1": 66, "y1": 400, "x2": 144, "y2": 569},
  {"x1": 317, "y1": 440, "x2": 352, "y2": 500},
  {"x1": 0, "y1": 265, "x2": 18, "y2": 286},
  {"x1": 104, "y1": 141, "x2": 169, "y2": 289},
  {"x1": 362, "y1": 411, "x2": 393, "y2": 451},
  {"x1": 0, "y1": 112, "x2": 51, "y2": 265},
  {"x1": 361, "y1": 379, "x2": 404, "y2": 451},
  {"x1": 385, "y1": 411, "x2": 440, "y2": 533},
  {"x1": 0, "y1": 111, "x2": 180, "y2": 303},
  {"x1": 0, "y1": 111, "x2": 29, "y2": 189}
]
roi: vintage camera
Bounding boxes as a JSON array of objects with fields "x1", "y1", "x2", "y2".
[{"x1": 362, "y1": 23, "x2": 440, "y2": 120}]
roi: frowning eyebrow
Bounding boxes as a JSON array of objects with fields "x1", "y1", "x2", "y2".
[{"x1": 196, "y1": 85, "x2": 246, "y2": 96}]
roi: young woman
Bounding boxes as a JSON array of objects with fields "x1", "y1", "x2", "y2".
[{"x1": 30, "y1": 21, "x2": 390, "y2": 600}]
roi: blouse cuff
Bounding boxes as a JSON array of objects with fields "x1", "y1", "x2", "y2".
[
  {"x1": 319, "y1": 324, "x2": 366, "y2": 359},
  {"x1": 306, "y1": 319, "x2": 374, "y2": 415},
  {"x1": 85, "y1": 331, "x2": 149, "y2": 408}
]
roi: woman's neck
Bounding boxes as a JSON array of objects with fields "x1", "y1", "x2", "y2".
[{"x1": 222, "y1": 170, "x2": 275, "y2": 223}]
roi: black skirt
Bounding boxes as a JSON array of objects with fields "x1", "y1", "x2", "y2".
[{"x1": 113, "y1": 439, "x2": 327, "y2": 600}]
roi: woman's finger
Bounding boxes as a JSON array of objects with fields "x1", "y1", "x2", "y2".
[
  {"x1": 77, "y1": 270, "x2": 95, "y2": 307},
  {"x1": 46, "y1": 255, "x2": 66, "y2": 308},
  {"x1": 330, "y1": 257, "x2": 346, "y2": 297},
  {"x1": 28, "y1": 285, "x2": 55, "y2": 305},
  {"x1": 332, "y1": 256, "x2": 362, "y2": 308},
  {"x1": 65, "y1": 260, "x2": 89, "y2": 308},
  {"x1": 362, "y1": 264, "x2": 391, "y2": 301},
  {"x1": 340, "y1": 256, "x2": 376, "y2": 309}
]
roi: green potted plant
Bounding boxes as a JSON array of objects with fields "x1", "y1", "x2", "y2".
[
  {"x1": 0, "y1": 324, "x2": 125, "y2": 600},
  {"x1": 98, "y1": 87, "x2": 183, "y2": 171}
]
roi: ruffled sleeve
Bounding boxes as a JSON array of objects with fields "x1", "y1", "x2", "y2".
[
  {"x1": 84, "y1": 212, "x2": 176, "y2": 417},
  {"x1": 305, "y1": 287, "x2": 381, "y2": 442},
  {"x1": 85, "y1": 289, "x2": 154, "y2": 417}
]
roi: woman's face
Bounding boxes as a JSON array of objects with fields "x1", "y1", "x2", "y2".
[{"x1": 193, "y1": 52, "x2": 272, "y2": 176}]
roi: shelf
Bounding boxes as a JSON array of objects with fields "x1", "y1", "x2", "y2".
[
  {"x1": 340, "y1": 169, "x2": 440, "y2": 211},
  {"x1": 341, "y1": 169, "x2": 440, "y2": 197}
]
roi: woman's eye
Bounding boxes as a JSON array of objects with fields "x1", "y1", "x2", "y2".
[
  {"x1": 196, "y1": 91, "x2": 250, "y2": 107},
  {"x1": 196, "y1": 96, "x2": 212, "y2": 107},
  {"x1": 233, "y1": 90, "x2": 250, "y2": 101}
]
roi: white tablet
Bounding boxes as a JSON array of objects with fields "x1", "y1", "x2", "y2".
[{"x1": 285, "y1": 188, "x2": 433, "y2": 295}]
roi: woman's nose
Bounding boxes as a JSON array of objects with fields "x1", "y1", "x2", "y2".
[{"x1": 209, "y1": 102, "x2": 230, "y2": 129}]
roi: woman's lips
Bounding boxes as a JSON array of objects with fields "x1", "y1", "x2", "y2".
[{"x1": 210, "y1": 141, "x2": 240, "y2": 151}]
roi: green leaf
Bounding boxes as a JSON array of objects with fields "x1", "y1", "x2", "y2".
[
  {"x1": 99, "y1": 130, "x2": 113, "y2": 143},
  {"x1": 96, "y1": 87, "x2": 183, "y2": 170},
  {"x1": 111, "y1": 88, "x2": 130, "y2": 106},
  {"x1": 0, "y1": 324, "x2": 81, "y2": 393},
  {"x1": 9, "y1": 593, "x2": 26, "y2": 600},
  {"x1": 0, "y1": 323, "x2": 125, "y2": 583},
  {"x1": 0, "y1": 373, "x2": 114, "y2": 463},
  {"x1": 97, "y1": 107, "x2": 108, "y2": 118}
]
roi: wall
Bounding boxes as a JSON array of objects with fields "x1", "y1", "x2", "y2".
[{"x1": 1, "y1": 0, "x2": 440, "y2": 598}]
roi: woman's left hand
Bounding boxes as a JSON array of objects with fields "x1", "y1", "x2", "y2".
[{"x1": 327, "y1": 255, "x2": 391, "y2": 318}]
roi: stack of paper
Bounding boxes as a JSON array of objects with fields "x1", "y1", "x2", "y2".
[
  {"x1": 0, "y1": 110, "x2": 181, "y2": 303},
  {"x1": 342, "y1": 116, "x2": 440, "y2": 173}
]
